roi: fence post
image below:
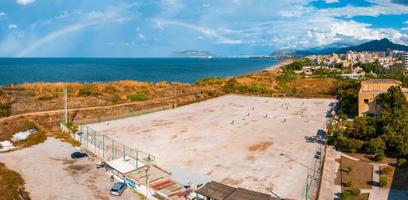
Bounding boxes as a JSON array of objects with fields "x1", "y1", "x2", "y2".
[
  {"x1": 86, "y1": 126, "x2": 89, "y2": 148},
  {"x1": 123, "y1": 144, "x2": 126, "y2": 161},
  {"x1": 94, "y1": 131, "x2": 96, "y2": 153},
  {"x1": 112, "y1": 140, "x2": 115, "y2": 160},
  {"x1": 102, "y1": 135, "x2": 105, "y2": 160},
  {"x1": 135, "y1": 149, "x2": 138, "y2": 168}
]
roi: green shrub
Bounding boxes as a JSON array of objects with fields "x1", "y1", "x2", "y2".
[
  {"x1": 341, "y1": 138, "x2": 364, "y2": 153},
  {"x1": 372, "y1": 151, "x2": 385, "y2": 161},
  {"x1": 223, "y1": 78, "x2": 239, "y2": 93},
  {"x1": 397, "y1": 158, "x2": 407, "y2": 168},
  {"x1": 127, "y1": 93, "x2": 148, "y2": 101},
  {"x1": 236, "y1": 84, "x2": 272, "y2": 95},
  {"x1": 111, "y1": 95, "x2": 119, "y2": 104},
  {"x1": 277, "y1": 71, "x2": 297, "y2": 83},
  {"x1": 337, "y1": 114, "x2": 348, "y2": 121},
  {"x1": 379, "y1": 176, "x2": 388, "y2": 187},
  {"x1": 340, "y1": 191, "x2": 353, "y2": 200},
  {"x1": 344, "y1": 181, "x2": 352, "y2": 187},
  {"x1": 0, "y1": 102, "x2": 11, "y2": 117},
  {"x1": 365, "y1": 138, "x2": 386, "y2": 154},
  {"x1": 78, "y1": 87, "x2": 96, "y2": 96},
  {"x1": 65, "y1": 120, "x2": 78, "y2": 133},
  {"x1": 350, "y1": 187, "x2": 361, "y2": 196},
  {"x1": 196, "y1": 77, "x2": 224, "y2": 85}
]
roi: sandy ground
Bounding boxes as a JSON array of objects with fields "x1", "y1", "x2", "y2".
[
  {"x1": 88, "y1": 95, "x2": 336, "y2": 199},
  {"x1": 0, "y1": 138, "x2": 137, "y2": 200}
]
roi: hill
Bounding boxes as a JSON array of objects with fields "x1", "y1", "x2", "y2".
[
  {"x1": 337, "y1": 38, "x2": 408, "y2": 53},
  {"x1": 171, "y1": 50, "x2": 215, "y2": 58}
]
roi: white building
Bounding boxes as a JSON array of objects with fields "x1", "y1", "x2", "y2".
[{"x1": 402, "y1": 52, "x2": 408, "y2": 68}]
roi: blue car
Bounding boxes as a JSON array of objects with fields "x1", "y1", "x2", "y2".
[
  {"x1": 71, "y1": 151, "x2": 88, "y2": 159},
  {"x1": 110, "y1": 182, "x2": 127, "y2": 196}
]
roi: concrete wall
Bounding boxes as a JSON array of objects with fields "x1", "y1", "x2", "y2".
[{"x1": 358, "y1": 81, "x2": 408, "y2": 116}]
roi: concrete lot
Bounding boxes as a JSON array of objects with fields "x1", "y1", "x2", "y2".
[
  {"x1": 0, "y1": 138, "x2": 137, "y2": 200},
  {"x1": 89, "y1": 95, "x2": 336, "y2": 199}
]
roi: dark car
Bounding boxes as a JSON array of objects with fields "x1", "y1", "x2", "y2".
[
  {"x1": 110, "y1": 182, "x2": 127, "y2": 196},
  {"x1": 71, "y1": 151, "x2": 88, "y2": 159}
]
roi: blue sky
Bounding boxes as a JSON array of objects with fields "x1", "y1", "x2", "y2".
[{"x1": 0, "y1": 0, "x2": 407, "y2": 57}]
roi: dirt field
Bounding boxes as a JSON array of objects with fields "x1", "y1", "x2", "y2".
[
  {"x1": 88, "y1": 95, "x2": 336, "y2": 199},
  {"x1": 0, "y1": 138, "x2": 138, "y2": 200}
]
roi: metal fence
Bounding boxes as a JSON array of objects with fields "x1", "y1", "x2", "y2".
[
  {"x1": 74, "y1": 104, "x2": 174, "y2": 125},
  {"x1": 304, "y1": 101, "x2": 338, "y2": 200},
  {"x1": 61, "y1": 123, "x2": 156, "y2": 167}
]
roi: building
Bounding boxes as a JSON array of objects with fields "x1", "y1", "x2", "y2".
[
  {"x1": 196, "y1": 181, "x2": 280, "y2": 200},
  {"x1": 402, "y1": 52, "x2": 408, "y2": 68},
  {"x1": 358, "y1": 79, "x2": 408, "y2": 116}
]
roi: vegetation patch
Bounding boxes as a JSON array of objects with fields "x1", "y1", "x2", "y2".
[
  {"x1": 0, "y1": 162, "x2": 31, "y2": 200},
  {"x1": 0, "y1": 101, "x2": 11, "y2": 117},
  {"x1": 127, "y1": 92, "x2": 149, "y2": 101},
  {"x1": 340, "y1": 156, "x2": 373, "y2": 190},
  {"x1": 196, "y1": 77, "x2": 225, "y2": 85},
  {"x1": 328, "y1": 86, "x2": 408, "y2": 161}
]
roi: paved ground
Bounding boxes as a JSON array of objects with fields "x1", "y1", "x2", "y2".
[
  {"x1": 319, "y1": 147, "x2": 408, "y2": 200},
  {"x1": 0, "y1": 138, "x2": 137, "y2": 200},
  {"x1": 88, "y1": 95, "x2": 336, "y2": 199}
]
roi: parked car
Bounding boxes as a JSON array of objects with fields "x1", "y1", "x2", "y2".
[
  {"x1": 96, "y1": 161, "x2": 106, "y2": 169},
  {"x1": 71, "y1": 151, "x2": 88, "y2": 159},
  {"x1": 110, "y1": 182, "x2": 127, "y2": 196}
]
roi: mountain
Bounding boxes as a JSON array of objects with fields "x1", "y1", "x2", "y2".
[
  {"x1": 336, "y1": 38, "x2": 408, "y2": 54},
  {"x1": 270, "y1": 49, "x2": 313, "y2": 56},
  {"x1": 171, "y1": 50, "x2": 215, "y2": 58}
]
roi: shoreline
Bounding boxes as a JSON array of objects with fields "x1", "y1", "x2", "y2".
[
  {"x1": 1, "y1": 58, "x2": 289, "y2": 87},
  {"x1": 264, "y1": 58, "x2": 293, "y2": 72}
]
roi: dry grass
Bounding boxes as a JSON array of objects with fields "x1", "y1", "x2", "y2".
[
  {"x1": 0, "y1": 162, "x2": 31, "y2": 200},
  {"x1": 0, "y1": 117, "x2": 47, "y2": 150},
  {"x1": 284, "y1": 78, "x2": 337, "y2": 98},
  {"x1": 248, "y1": 141, "x2": 273, "y2": 152},
  {"x1": 388, "y1": 165, "x2": 408, "y2": 190},
  {"x1": 380, "y1": 166, "x2": 394, "y2": 189},
  {"x1": 340, "y1": 156, "x2": 373, "y2": 190}
]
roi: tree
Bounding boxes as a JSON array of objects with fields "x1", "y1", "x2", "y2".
[
  {"x1": 381, "y1": 86, "x2": 408, "y2": 114},
  {"x1": 365, "y1": 138, "x2": 386, "y2": 154}
]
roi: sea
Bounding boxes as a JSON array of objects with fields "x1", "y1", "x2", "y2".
[{"x1": 0, "y1": 57, "x2": 279, "y2": 85}]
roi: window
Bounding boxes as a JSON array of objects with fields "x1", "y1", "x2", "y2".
[{"x1": 364, "y1": 99, "x2": 369, "y2": 104}]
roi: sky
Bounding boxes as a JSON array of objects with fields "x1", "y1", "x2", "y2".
[{"x1": 0, "y1": 0, "x2": 407, "y2": 57}]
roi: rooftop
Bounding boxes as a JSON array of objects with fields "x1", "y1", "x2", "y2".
[
  {"x1": 196, "y1": 181, "x2": 236, "y2": 200},
  {"x1": 196, "y1": 182, "x2": 279, "y2": 200},
  {"x1": 224, "y1": 187, "x2": 276, "y2": 200}
]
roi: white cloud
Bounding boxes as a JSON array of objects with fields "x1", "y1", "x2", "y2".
[
  {"x1": 138, "y1": 33, "x2": 145, "y2": 39},
  {"x1": 154, "y1": 18, "x2": 244, "y2": 45},
  {"x1": 325, "y1": 0, "x2": 339, "y2": 3},
  {"x1": 0, "y1": 12, "x2": 6, "y2": 17},
  {"x1": 316, "y1": 2, "x2": 408, "y2": 18},
  {"x1": 8, "y1": 24, "x2": 17, "y2": 29},
  {"x1": 17, "y1": 8, "x2": 130, "y2": 57},
  {"x1": 16, "y1": 0, "x2": 35, "y2": 5}
]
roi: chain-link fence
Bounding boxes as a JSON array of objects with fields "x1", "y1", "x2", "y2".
[{"x1": 61, "y1": 123, "x2": 156, "y2": 167}]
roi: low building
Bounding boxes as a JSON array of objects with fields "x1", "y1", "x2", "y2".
[
  {"x1": 402, "y1": 52, "x2": 408, "y2": 68},
  {"x1": 196, "y1": 181, "x2": 280, "y2": 200},
  {"x1": 358, "y1": 79, "x2": 408, "y2": 116}
]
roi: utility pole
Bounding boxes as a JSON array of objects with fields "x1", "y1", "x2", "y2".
[
  {"x1": 145, "y1": 165, "x2": 150, "y2": 199},
  {"x1": 265, "y1": 186, "x2": 282, "y2": 200},
  {"x1": 64, "y1": 88, "x2": 68, "y2": 123}
]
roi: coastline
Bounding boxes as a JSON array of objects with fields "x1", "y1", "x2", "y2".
[
  {"x1": 265, "y1": 58, "x2": 293, "y2": 72},
  {"x1": 0, "y1": 58, "x2": 284, "y2": 86}
]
